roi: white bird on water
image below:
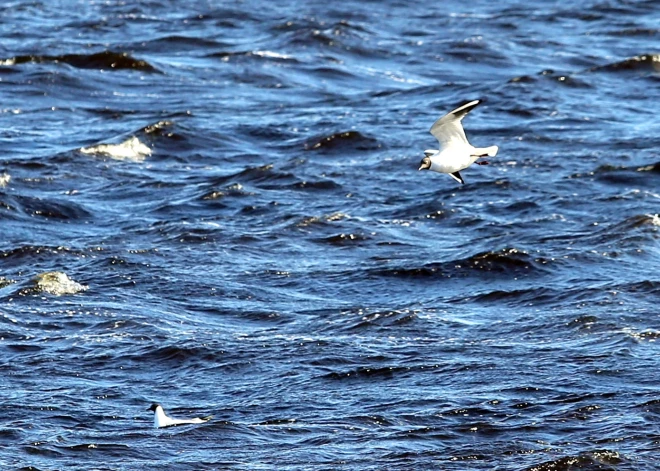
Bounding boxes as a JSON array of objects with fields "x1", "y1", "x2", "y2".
[
  {"x1": 147, "y1": 403, "x2": 212, "y2": 428},
  {"x1": 418, "y1": 99, "x2": 498, "y2": 184}
]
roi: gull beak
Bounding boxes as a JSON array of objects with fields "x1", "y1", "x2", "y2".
[{"x1": 418, "y1": 164, "x2": 424, "y2": 171}]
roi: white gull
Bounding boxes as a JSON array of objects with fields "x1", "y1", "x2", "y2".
[
  {"x1": 418, "y1": 99, "x2": 498, "y2": 184},
  {"x1": 147, "y1": 403, "x2": 212, "y2": 428}
]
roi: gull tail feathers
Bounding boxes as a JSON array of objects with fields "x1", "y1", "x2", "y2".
[{"x1": 473, "y1": 145, "x2": 498, "y2": 157}]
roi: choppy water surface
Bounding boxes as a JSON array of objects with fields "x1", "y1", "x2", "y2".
[{"x1": 1, "y1": 1, "x2": 659, "y2": 469}]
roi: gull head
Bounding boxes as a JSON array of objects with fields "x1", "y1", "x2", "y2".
[
  {"x1": 419, "y1": 156, "x2": 431, "y2": 171},
  {"x1": 147, "y1": 403, "x2": 161, "y2": 412}
]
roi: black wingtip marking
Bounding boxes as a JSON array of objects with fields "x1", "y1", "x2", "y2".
[
  {"x1": 451, "y1": 171, "x2": 464, "y2": 184},
  {"x1": 451, "y1": 99, "x2": 481, "y2": 117}
]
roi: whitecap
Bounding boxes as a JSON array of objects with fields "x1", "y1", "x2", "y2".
[
  {"x1": 251, "y1": 50, "x2": 293, "y2": 60},
  {"x1": 33, "y1": 272, "x2": 88, "y2": 296},
  {"x1": 80, "y1": 136, "x2": 152, "y2": 162},
  {"x1": 649, "y1": 214, "x2": 660, "y2": 227}
]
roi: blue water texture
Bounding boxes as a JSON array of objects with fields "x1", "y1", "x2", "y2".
[{"x1": 1, "y1": 0, "x2": 659, "y2": 470}]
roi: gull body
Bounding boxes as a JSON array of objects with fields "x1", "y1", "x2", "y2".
[
  {"x1": 147, "y1": 403, "x2": 212, "y2": 428},
  {"x1": 419, "y1": 99, "x2": 498, "y2": 184}
]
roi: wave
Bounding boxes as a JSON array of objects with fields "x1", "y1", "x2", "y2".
[
  {"x1": 568, "y1": 160, "x2": 660, "y2": 184},
  {"x1": 524, "y1": 450, "x2": 623, "y2": 471},
  {"x1": 280, "y1": 179, "x2": 342, "y2": 191},
  {"x1": 80, "y1": 136, "x2": 152, "y2": 162},
  {"x1": 604, "y1": 28, "x2": 660, "y2": 37},
  {"x1": 371, "y1": 248, "x2": 551, "y2": 279},
  {"x1": 209, "y1": 164, "x2": 289, "y2": 186},
  {"x1": 588, "y1": 53, "x2": 660, "y2": 74},
  {"x1": 0, "y1": 245, "x2": 86, "y2": 263},
  {"x1": 303, "y1": 130, "x2": 380, "y2": 153},
  {"x1": 77, "y1": 121, "x2": 177, "y2": 162},
  {"x1": 469, "y1": 287, "x2": 558, "y2": 306},
  {"x1": 320, "y1": 359, "x2": 476, "y2": 382},
  {"x1": 209, "y1": 49, "x2": 299, "y2": 64},
  {"x1": 321, "y1": 365, "x2": 411, "y2": 381},
  {"x1": 314, "y1": 232, "x2": 371, "y2": 246},
  {"x1": 341, "y1": 308, "x2": 418, "y2": 331},
  {"x1": 1, "y1": 51, "x2": 159, "y2": 72},
  {"x1": 301, "y1": 212, "x2": 348, "y2": 224},
  {"x1": 509, "y1": 54, "x2": 660, "y2": 88},
  {"x1": 128, "y1": 344, "x2": 217, "y2": 368},
  {"x1": 27, "y1": 271, "x2": 87, "y2": 296},
  {"x1": 614, "y1": 279, "x2": 660, "y2": 295},
  {"x1": 469, "y1": 279, "x2": 660, "y2": 309},
  {"x1": 567, "y1": 214, "x2": 660, "y2": 248},
  {"x1": 636, "y1": 398, "x2": 660, "y2": 410},
  {"x1": 509, "y1": 68, "x2": 591, "y2": 88},
  {"x1": 3, "y1": 194, "x2": 92, "y2": 220},
  {"x1": 200, "y1": 183, "x2": 253, "y2": 202},
  {"x1": 0, "y1": 276, "x2": 16, "y2": 290},
  {"x1": 273, "y1": 18, "x2": 376, "y2": 57},
  {"x1": 142, "y1": 34, "x2": 230, "y2": 51},
  {"x1": 204, "y1": 164, "x2": 342, "y2": 193}
]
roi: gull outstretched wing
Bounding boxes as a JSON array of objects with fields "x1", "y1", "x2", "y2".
[{"x1": 429, "y1": 99, "x2": 481, "y2": 150}]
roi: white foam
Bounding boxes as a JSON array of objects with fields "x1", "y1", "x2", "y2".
[
  {"x1": 33, "y1": 272, "x2": 88, "y2": 296},
  {"x1": 251, "y1": 50, "x2": 293, "y2": 60},
  {"x1": 649, "y1": 214, "x2": 660, "y2": 227},
  {"x1": 80, "y1": 136, "x2": 152, "y2": 162}
]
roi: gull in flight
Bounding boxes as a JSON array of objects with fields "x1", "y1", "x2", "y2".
[
  {"x1": 147, "y1": 403, "x2": 213, "y2": 428},
  {"x1": 418, "y1": 99, "x2": 498, "y2": 184}
]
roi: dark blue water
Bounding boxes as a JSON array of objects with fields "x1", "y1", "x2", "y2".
[{"x1": 1, "y1": 1, "x2": 659, "y2": 469}]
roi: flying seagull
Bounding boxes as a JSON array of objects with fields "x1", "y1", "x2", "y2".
[
  {"x1": 418, "y1": 99, "x2": 498, "y2": 184},
  {"x1": 147, "y1": 403, "x2": 212, "y2": 428}
]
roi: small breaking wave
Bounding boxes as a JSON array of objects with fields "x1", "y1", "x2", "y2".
[
  {"x1": 30, "y1": 272, "x2": 88, "y2": 296},
  {"x1": 209, "y1": 49, "x2": 299, "y2": 64},
  {"x1": 80, "y1": 136, "x2": 152, "y2": 162}
]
